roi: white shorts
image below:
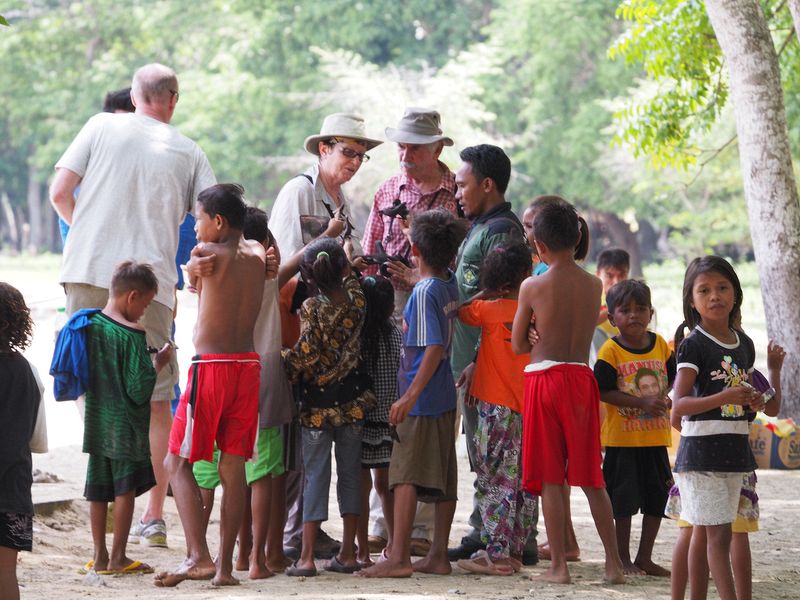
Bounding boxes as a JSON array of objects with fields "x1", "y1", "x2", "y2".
[{"x1": 676, "y1": 471, "x2": 742, "y2": 526}]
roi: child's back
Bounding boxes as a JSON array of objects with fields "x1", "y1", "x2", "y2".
[
  {"x1": 193, "y1": 238, "x2": 265, "y2": 355},
  {"x1": 522, "y1": 264, "x2": 601, "y2": 364},
  {"x1": 511, "y1": 200, "x2": 624, "y2": 585},
  {"x1": 85, "y1": 312, "x2": 156, "y2": 460}
]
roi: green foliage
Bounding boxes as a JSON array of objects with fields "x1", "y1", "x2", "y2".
[
  {"x1": 480, "y1": 0, "x2": 637, "y2": 211},
  {"x1": 0, "y1": 15, "x2": 8, "y2": 26},
  {"x1": 608, "y1": 0, "x2": 726, "y2": 169}
]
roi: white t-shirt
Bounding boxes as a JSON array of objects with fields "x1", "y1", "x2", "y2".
[
  {"x1": 269, "y1": 164, "x2": 361, "y2": 259},
  {"x1": 57, "y1": 112, "x2": 216, "y2": 309}
]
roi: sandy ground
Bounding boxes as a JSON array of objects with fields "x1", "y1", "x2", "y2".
[
  {"x1": 23, "y1": 446, "x2": 800, "y2": 600},
  {"x1": 12, "y1": 263, "x2": 800, "y2": 599}
]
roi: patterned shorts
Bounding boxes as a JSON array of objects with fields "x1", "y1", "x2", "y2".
[{"x1": 0, "y1": 512, "x2": 33, "y2": 552}]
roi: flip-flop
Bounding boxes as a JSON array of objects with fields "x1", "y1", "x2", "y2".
[
  {"x1": 324, "y1": 555, "x2": 361, "y2": 574},
  {"x1": 77, "y1": 560, "x2": 95, "y2": 575},
  {"x1": 286, "y1": 561, "x2": 317, "y2": 577},
  {"x1": 97, "y1": 560, "x2": 154, "y2": 575},
  {"x1": 457, "y1": 550, "x2": 515, "y2": 576}
]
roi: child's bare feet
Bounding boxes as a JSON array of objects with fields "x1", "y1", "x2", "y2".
[
  {"x1": 356, "y1": 557, "x2": 413, "y2": 578},
  {"x1": 211, "y1": 571, "x2": 240, "y2": 586},
  {"x1": 412, "y1": 554, "x2": 451, "y2": 575},
  {"x1": 248, "y1": 560, "x2": 274, "y2": 579},
  {"x1": 153, "y1": 558, "x2": 216, "y2": 587},
  {"x1": 266, "y1": 554, "x2": 292, "y2": 573},
  {"x1": 604, "y1": 559, "x2": 626, "y2": 585},
  {"x1": 457, "y1": 551, "x2": 515, "y2": 576},
  {"x1": 621, "y1": 559, "x2": 645, "y2": 575},
  {"x1": 537, "y1": 541, "x2": 580, "y2": 562},
  {"x1": 634, "y1": 558, "x2": 670, "y2": 577},
  {"x1": 235, "y1": 554, "x2": 249, "y2": 572}
]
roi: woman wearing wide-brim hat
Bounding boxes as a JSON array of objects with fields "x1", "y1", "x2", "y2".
[
  {"x1": 267, "y1": 113, "x2": 381, "y2": 570},
  {"x1": 270, "y1": 113, "x2": 383, "y2": 261}
]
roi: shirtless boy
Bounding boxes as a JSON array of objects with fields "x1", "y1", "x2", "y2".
[
  {"x1": 155, "y1": 183, "x2": 266, "y2": 587},
  {"x1": 511, "y1": 200, "x2": 624, "y2": 585}
]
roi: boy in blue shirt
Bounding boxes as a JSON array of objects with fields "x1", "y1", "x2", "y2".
[{"x1": 359, "y1": 209, "x2": 465, "y2": 578}]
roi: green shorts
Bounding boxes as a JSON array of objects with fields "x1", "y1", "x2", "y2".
[
  {"x1": 192, "y1": 447, "x2": 220, "y2": 490},
  {"x1": 84, "y1": 454, "x2": 155, "y2": 502},
  {"x1": 245, "y1": 427, "x2": 285, "y2": 485}
]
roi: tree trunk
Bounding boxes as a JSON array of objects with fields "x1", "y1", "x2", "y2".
[
  {"x1": 26, "y1": 163, "x2": 42, "y2": 254},
  {"x1": 705, "y1": 0, "x2": 800, "y2": 419},
  {"x1": 788, "y1": 0, "x2": 800, "y2": 39},
  {"x1": 41, "y1": 181, "x2": 56, "y2": 252},
  {"x1": 0, "y1": 192, "x2": 19, "y2": 252}
]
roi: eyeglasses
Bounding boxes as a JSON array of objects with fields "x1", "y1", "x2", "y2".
[
  {"x1": 329, "y1": 139, "x2": 370, "y2": 162},
  {"x1": 169, "y1": 89, "x2": 180, "y2": 101}
]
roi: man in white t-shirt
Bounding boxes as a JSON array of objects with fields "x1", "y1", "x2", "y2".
[{"x1": 49, "y1": 63, "x2": 216, "y2": 549}]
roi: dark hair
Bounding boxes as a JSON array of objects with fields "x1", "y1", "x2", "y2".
[
  {"x1": 243, "y1": 206, "x2": 270, "y2": 244},
  {"x1": 597, "y1": 248, "x2": 630, "y2": 273},
  {"x1": 300, "y1": 238, "x2": 348, "y2": 295},
  {"x1": 634, "y1": 368, "x2": 660, "y2": 389},
  {"x1": 197, "y1": 183, "x2": 247, "y2": 230},
  {"x1": 480, "y1": 241, "x2": 532, "y2": 293},
  {"x1": 0, "y1": 283, "x2": 33, "y2": 352},
  {"x1": 410, "y1": 209, "x2": 466, "y2": 271},
  {"x1": 360, "y1": 275, "x2": 395, "y2": 368},
  {"x1": 532, "y1": 200, "x2": 581, "y2": 252},
  {"x1": 674, "y1": 255, "x2": 743, "y2": 349},
  {"x1": 606, "y1": 279, "x2": 651, "y2": 315},
  {"x1": 110, "y1": 260, "x2": 159, "y2": 296},
  {"x1": 528, "y1": 195, "x2": 589, "y2": 260},
  {"x1": 103, "y1": 87, "x2": 134, "y2": 113},
  {"x1": 459, "y1": 144, "x2": 511, "y2": 194}
]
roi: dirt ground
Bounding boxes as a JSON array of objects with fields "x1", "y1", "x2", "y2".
[
  {"x1": 22, "y1": 445, "x2": 800, "y2": 600},
  {"x1": 12, "y1": 262, "x2": 800, "y2": 599}
]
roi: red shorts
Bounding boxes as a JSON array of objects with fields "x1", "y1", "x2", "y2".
[
  {"x1": 168, "y1": 353, "x2": 260, "y2": 464},
  {"x1": 521, "y1": 362, "x2": 604, "y2": 495}
]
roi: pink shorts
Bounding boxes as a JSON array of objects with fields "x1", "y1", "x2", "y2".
[
  {"x1": 168, "y1": 353, "x2": 260, "y2": 463},
  {"x1": 521, "y1": 362, "x2": 604, "y2": 495}
]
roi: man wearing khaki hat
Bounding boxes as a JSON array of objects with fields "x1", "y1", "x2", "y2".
[{"x1": 358, "y1": 107, "x2": 459, "y2": 557}]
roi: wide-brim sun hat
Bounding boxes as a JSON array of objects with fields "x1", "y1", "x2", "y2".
[
  {"x1": 384, "y1": 107, "x2": 454, "y2": 146},
  {"x1": 304, "y1": 113, "x2": 383, "y2": 155}
]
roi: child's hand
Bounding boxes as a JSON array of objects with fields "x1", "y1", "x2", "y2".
[
  {"x1": 265, "y1": 246, "x2": 278, "y2": 280},
  {"x1": 154, "y1": 342, "x2": 173, "y2": 373},
  {"x1": 187, "y1": 248, "x2": 216, "y2": 278},
  {"x1": 324, "y1": 210, "x2": 346, "y2": 238},
  {"x1": 385, "y1": 260, "x2": 420, "y2": 288},
  {"x1": 389, "y1": 394, "x2": 416, "y2": 426},
  {"x1": 639, "y1": 395, "x2": 668, "y2": 417},
  {"x1": 527, "y1": 315, "x2": 540, "y2": 347},
  {"x1": 720, "y1": 385, "x2": 759, "y2": 406},
  {"x1": 767, "y1": 340, "x2": 786, "y2": 372},
  {"x1": 455, "y1": 362, "x2": 475, "y2": 396}
]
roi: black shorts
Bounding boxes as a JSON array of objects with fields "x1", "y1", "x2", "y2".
[
  {"x1": 603, "y1": 446, "x2": 673, "y2": 519},
  {"x1": 0, "y1": 512, "x2": 33, "y2": 552}
]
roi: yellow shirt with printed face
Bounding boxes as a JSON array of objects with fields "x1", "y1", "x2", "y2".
[{"x1": 593, "y1": 332, "x2": 675, "y2": 447}]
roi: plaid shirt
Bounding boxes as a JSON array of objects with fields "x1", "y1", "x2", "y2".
[{"x1": 361, "y1": 162, "x2": 457, "y2": 290}]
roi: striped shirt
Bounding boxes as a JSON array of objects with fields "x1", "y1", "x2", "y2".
[
  {"x1": 674, "y1": 326, "x2": 757, "y2": 473},
  {"x1": 398, "y1": 274, "x2": 459, "y2": 416}
]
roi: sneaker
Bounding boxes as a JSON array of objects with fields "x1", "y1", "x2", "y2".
[
  {"x1": 447, "y1": 536, "x2": 485, "y2": 561},
  {"x1": 130, "y1": 518, "x2": 168, "y2": 548},
  {"x1": 314, "y1": 529, "x2": 341, "y2": 559}
]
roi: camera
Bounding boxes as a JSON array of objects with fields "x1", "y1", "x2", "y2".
[
  {"x1": 379, "y1": 199, "x2": 409, "y2": 220},
  {"x1": 361, "y1": 241, "x2": 412, "y2": 278}
]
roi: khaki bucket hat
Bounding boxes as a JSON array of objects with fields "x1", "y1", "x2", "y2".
[
  {"x1": 384, "y1": 107, "x2": 454, "y2": 146},
  {"x1": 304, "y1": 113, "x2": 383, "y2": 155}
]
